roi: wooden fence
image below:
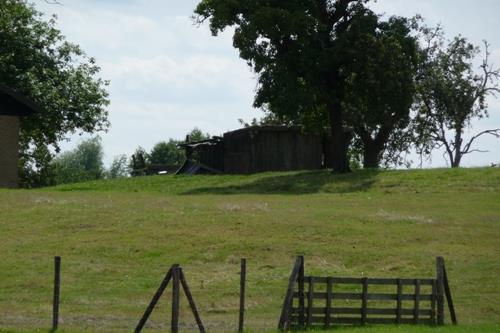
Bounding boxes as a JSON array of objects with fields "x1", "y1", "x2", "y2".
[
  {"x1": 135, "y1": 264, "x2": 205, "y2": 333},
  {"x1": 278, "y1": 256, "x2": 457, "y2": 331}
]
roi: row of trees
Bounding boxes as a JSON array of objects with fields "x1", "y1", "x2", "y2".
[
  {"x1": 49, "y1": 127, "x2": 208, "y2": 185},
  {"x1": 195, "y1": 0, "x2": 499, "y2": 170},
  {"x1": 129, "y1": 128, "x2": 210, "y2": 172}
]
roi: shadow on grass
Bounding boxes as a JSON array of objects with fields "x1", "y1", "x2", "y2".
[{"x1": 182, "y1": 169, "x2": 380, "y2": 195}]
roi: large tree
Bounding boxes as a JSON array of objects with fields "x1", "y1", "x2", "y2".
[
  {"x1": 415, "y1": 31, "x2": 500, "y2": 168},
  {"x1": 341, "y1": 12, "x2": 419, "y2": 168},
  {"x1": 0, "y1": 0, "x2": 110, "y2": 186},
  {"x1": 195, "y1": 0, "x2": 369, "y2": 173}
]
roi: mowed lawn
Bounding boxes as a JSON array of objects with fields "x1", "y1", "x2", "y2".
[{"x1": 0, "y1": 168, "x2": 499, "y2": 333}]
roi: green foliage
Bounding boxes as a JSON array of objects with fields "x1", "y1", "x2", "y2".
[
  {"x1": 186, "y1": 127, "x2": 210, "y2": 142},
  {"x1": 52, "y1": 137, "x2": 104, "y2": 184},
  {"x1": 342, "y1": 13, "x2": 419, "y2": 168},
  {"x1": 129, "y1": 128, "x2": 210, "y2": 176},
  {"x1": 18, "y1": 143, "x2": 56, "y2": 188},
  {"x1": 129, "y1": 146, "x2": 148, "y2": 175},
  {"x1": 0, "y1": 0, "x2": 110, "y2": 186},
  {"x1": 149, "y1": 139, "x2": 185, "y2": 165},
  {"x1": 105, "y1": 154, "x2": 129, "y2": 179},
  {"x1": 414, "y1": 28, "x2": 500, "y2": 167}
]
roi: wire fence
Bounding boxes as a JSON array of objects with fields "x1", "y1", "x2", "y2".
[{"x1": 0, "y1": 257, "x2": 290, "y2": 332}]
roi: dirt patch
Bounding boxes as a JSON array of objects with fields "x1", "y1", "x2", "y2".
[{"x1": 375, "y1": 209, "x2": 436, "y2": 224}]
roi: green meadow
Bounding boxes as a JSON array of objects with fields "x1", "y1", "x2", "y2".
[{"x1": 0, "y1": 168, "x2": 499, "y2": 332}]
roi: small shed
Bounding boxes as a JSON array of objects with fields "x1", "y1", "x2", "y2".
[
  {"x1": 223, "y1": 126, "x2": 324, "y2": 173},
  {"x1": 0, "y1": 85, "x2": 39, "y2": 188},
  {"x1": 178, "y1": 126, "x2": 326, "y2": 174}
]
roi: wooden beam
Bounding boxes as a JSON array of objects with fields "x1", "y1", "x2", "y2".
[
  {"x1": 238, "y1": 258, "x2": 246, "y2": 333},
  {"x1": 436, "y1": 257, "x2": 445, "y2": 325},
  {"x1": 171, "y1": 265, "x2": 180, "y2": 333},
  {"x1": 443, "y1": 261, "x2": 458, "y2": 324},
  {"x1": 135, "y1": 267, "x2": 173, "y2": 333},
  {"x1": 180, "y1": 268, "x2": 205, "y2": 333},
  {"x1": 51, "y1": 256, "x2": 61, "y2": 332},
  {"x1": 278, "y1": 256, "x2": 304, "y2": 331}
]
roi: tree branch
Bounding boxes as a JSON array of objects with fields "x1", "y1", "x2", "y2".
[
  {"x1": 473, "y1": 41, "x2": 500, "y2": 105},
  {"x1": 44, "y1": 0, "x2": 62, "y2": 5},
  {"x1": 462, "y1": 148, "x2": 489, "y2": 155},
  {"x1": 461, "y1": 128, "x2": 500, "y2": 154}
]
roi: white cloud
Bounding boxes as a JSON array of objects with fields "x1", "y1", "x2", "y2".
[{"x1": 103, "y1": 54, "x2": 252, "y2": 94}]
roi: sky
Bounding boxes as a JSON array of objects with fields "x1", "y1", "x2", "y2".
[{"x1": 34, "y1": 0, "x2": 500, "y2": 168}]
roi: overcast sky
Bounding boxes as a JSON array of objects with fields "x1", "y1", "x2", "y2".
[{"x1": 35, "y1": 0, "x2": 500, "y2": 168}]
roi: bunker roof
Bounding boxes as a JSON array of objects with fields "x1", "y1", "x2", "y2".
[{"x1": 0, "y1": 85, "x2": 40, "y2": 117}]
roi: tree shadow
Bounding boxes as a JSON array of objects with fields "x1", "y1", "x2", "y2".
[{"x1": 181, "y1": 169, "x2": 379, "y2": 195}]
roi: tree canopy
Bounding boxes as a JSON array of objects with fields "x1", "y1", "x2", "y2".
[
  {"x1": 149, "y1": 140, "x2": 185, "y2": 166},
  {"x1": 52, "y1": 136, "x2": 105, "y2": 185},
  {"x1": 195, "y1": 0, "x2": 369, "y2": 173},
  {"x1": 342, "y1": 12, "x2": 419, "y2": 168},
  {"x1": 0, "y1": 0, "x2": 110, "y2": 186},
  {"x1": 414, "y1": 30, "x2": 500, "y2": 167}
]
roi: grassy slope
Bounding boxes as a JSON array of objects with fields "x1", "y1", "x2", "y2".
[{"x1": 0, "y1": 168, "x2": 499, "y2": 333}]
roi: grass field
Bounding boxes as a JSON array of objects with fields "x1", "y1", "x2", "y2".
[{"x1": 0, "y1": 168, "x2": 499, "y2": 332}]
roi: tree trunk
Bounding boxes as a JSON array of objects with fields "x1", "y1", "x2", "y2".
[
  {"x1": 362, "y1": 141, "x2": 381, "y2": 169},
  {"x1": 329, "y1": 104, "x2": 350, "y2": 173},
  {"x1": 451, "y1": 128, "x2": 463, "y2": 168},
  {"x1": 451, "y1": 154, "x2": 461, "y2": 168}
]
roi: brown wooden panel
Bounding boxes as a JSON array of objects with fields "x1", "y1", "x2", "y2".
[
  {"x1": 291, "y1": 307, "x2": 433, "y2": 316},
  {"x1": 290, "y1": 316, "x2": 434, "y2": 325},
  {"x1": 304, "y1": 276, "x2": 434, "y2": 285},
  {"x1": 293, "y1": 291, "x2": 432, "y2": 301}
]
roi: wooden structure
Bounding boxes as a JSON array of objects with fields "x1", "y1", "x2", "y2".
[
  {"x1": 178, "y1": 126, "x2": 327, "y2": 174},
  {"x1": 278, "y1": 256, "x2": 457, "y2": 331},
  {"x1": 0, "y1": 85, "x2": 39, "y2": 188},
  {"x1": 135, "y1": 264, "x2": 205, "y2": 333},
  {"x1": 223, "y1": 126, "x2": 323, "y2": 173}
]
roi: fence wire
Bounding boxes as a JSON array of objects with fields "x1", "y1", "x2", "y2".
[{"x1": 0, "y1": 260, "x2": 290, "y2": 332}]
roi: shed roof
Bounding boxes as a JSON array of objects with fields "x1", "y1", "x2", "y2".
[
  {"x1": 224, "y1": 125, "x2": 304, "y2": 136},
  {"x1": 178, "y1": 136, "x2": 223, "y2": 149},
  {"x1": 0, "y1": 85, "x2": 40, "y2": 117}
]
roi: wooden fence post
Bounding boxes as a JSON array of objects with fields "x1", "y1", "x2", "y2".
[
  {"x1": 297, "y1": 255, "x2": 305, "y2": 328},
  {"x1": 135, "y1": 268, "x2": 173, "y2": 333},
  {"x1": 238, "y1": 258, "x2": 246, "y2": 333},
  {"x1": 306, "y1": 276, "x2": 314, "y2": 327},
  {"x1": 436, "y1": 257, "x2": 445, "y2": 325},
  {"x1": 414, "y1": 279, "x2": 421, "y2": 324},
  {"x1": 443, "y1": 260, "x2": 458, "y2": 325},
  {"x1": 361, "y1": 277, "x2": 368, "y2": 325},
  {"x1": 171, "y1": 265, "x2": 180, "y2": 333},
  {"x1": 396, "y1": 278, "x2": 402, "y2": 324},
  {"x1": 278, "y1": 256, "x2": 304, "y2": 331},
  {"x1": 52, "y1": 256, "x2": 61, "y2": 332},
  {"x1": 325, "y1": 277, "x2": 332, "y2": 327},
  {"x1": 179, "y1": 268, "x2": 205, "y2": 333}
]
